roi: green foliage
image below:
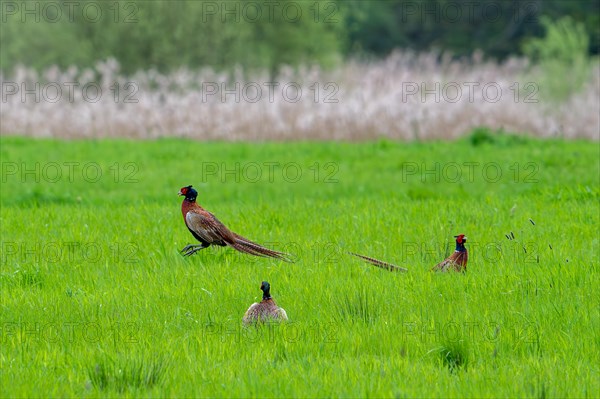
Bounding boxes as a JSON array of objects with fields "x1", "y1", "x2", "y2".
[
  {"x1": 1, "y1": 1, "x2": 598, "y2": 73},
  {"x1": 1, "y1": 136, "x2": 598, "y2": 397},
  {"x1": 0, "y1": 6, "x2": 93, "y2": 70},
  {"x1": 469, "y1": 127, "x2": 531, "y2": 147},
  {"x1": 341, "y1": 1, "x2": 599, "y2": 60},
  {"x1": 87, "y1": 355, "x2": 168, "y2": 392},
  {"x1": 522, "y1": 16, "x2": 592, "y2": 100},
  {"x1": 1, "y1": 268, "x2": 44, "y2": 289},
  {"x1": 0, "y1": 0, "x2": 343, "y2": 74},
  {"x1": 335, "y1": 289, "x2": 380, "y2": 324},
  {"x1": 436, "y1": 341, "x2": 470, "y2": 373},
  {"x1": 469, "y1": 127, "x2": 498, "y2": 147}
]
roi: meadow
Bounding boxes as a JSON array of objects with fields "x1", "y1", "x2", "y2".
[{"x1": 0, "y1": 133, "x2": 598, "y2": 397}]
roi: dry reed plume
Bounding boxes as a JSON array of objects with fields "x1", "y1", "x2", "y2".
[{"x1": 1, "y1": 52, "x2": 598, "y2": 140}]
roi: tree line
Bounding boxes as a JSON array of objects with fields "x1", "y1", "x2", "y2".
[{"x1": 1, "y1": 0, "x2": 597, "y2": 73}]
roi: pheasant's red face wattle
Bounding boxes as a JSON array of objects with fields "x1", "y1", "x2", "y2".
[
  {"x1": 179, "y1": 186, "x2": 188, "y2": 196},
  {"x1": 455, "y1": 234, "x2": 465, "y2": 244}
]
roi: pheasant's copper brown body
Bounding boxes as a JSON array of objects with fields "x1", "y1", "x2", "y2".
[
  {"x1": 431, "y1": 235, "x2": 468, "y2": 272},
  {"x1": 243, "y1": 281, "x2": 288, "y2": 325},
  {"x1": 178, "y1": 185, "x2": 292, "y2": 262}
]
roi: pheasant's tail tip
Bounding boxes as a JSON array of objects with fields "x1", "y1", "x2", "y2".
[
  {"x1": 383, "y1": 264, "x2": 408, "y2": 272},
  {"x1": 348, "y1": 252, "x2": 369, "y2": 260},
  {"x1": 276, "y1": 254, "x2": 295, "y2": 263}
]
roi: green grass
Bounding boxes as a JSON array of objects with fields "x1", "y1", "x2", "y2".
[{"x1": 1, "y1": 134, "x2": 599, "y2": 398}]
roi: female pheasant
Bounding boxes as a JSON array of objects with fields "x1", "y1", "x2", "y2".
[
  {"x1": 242, "y1": 281, "x2": 288, "y2": 325},
  {"x1": 178, "y1": 185, "x2": 292, "y2": 262}
]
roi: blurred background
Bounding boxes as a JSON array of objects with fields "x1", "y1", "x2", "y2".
[{"x1": 1, "y1": 0, "x2": 598, "y2": 139}]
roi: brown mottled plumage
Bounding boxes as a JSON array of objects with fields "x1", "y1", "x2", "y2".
[
  {"x1": 243, "y1": 281, "x2": 288, "y2": 325},
  {"x1": 431, "y1": 234, "x2": 468, "y2": 272},
  {"x1": 178, "y1": 185, "x2": 292, "y2": 262},
  {"x1": 349, "y1": 252, "x2": 408, "y2": 272}
]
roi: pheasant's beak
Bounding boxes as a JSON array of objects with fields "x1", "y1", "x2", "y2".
[{"x1": 178, "y1": 190, "x2": 184, "y2": 196}]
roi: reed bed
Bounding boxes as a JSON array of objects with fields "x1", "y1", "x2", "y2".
[{"x1": 2, "y1": 52, "x2": 598, "y2": 140}]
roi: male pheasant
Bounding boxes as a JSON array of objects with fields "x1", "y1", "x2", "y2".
[
  {"x1": 431, "y1": 234, "x2": 468, "y2": 272},
  {"x1": 350, "y1": 234, "x2": 468, "y2": 272},
  {"x1": 242, "y1": 281, "x2": 288, "y2": 325},
  {"x1": 178, "y1": 185, "x2": 292, "y2": 262}
]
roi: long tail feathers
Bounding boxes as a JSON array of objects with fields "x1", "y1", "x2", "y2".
[
  {"x1": 349, "y1": 252, "x2": 408, "y2": 272},
  {"x1": 230, "y1": 233, "x2": 294, "y2": 263}
]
